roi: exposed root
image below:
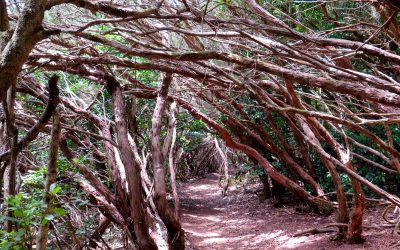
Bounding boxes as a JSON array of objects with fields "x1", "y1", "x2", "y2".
[
  {"x1": 293, "y1": 222, "x2": 399, "y2": 238},
  {"x1": 293, "y1": 223, "x2": 347, "y2": 237},
  {"x1": 293, "y1": 228, "x2": 337, "y2": 237}
]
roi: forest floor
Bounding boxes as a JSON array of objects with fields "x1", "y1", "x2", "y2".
[{"x1": 179, "y1": 173, "x2": 400, "y2": 250}]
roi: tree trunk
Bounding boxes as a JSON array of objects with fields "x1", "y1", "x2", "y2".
[
  {"x1": 0, "y1": 103, "x2": 8, "y2": 227},
  {"x1": 106, "y1": 78, "x2": 157, "y2": 250},
  {"x1": 100, "y1": 123, "x2": 130, "y2": 217},
  {"x1": 0, "y1": 0, "x2": 48, "y2": 94},
  {"x1": 307, "y1": 118, "x2": 365, "y2": 242},
  {"x1": 258, "y1": 173, "x2": 272, "y2": 201},
  {"x1": 2, "y1": 84, "x2": 18, "y2": 232},
  {"x1": 302, "y1": 121, "x2": 349, "y2": 235},
  {"x1": 167, "y1": 102, "x2": 180, "y2": 217},
  {"x1": 284, "y1": 78, "x2": 350, "y2": 235},
  {"x1": 151, "y1": 74, "x2": 185, "y2": 250},
  {"x1": 215, "y1": 138, "x2": 229, "y2": 196},
  {"x1": 36, "y1": 111, "x2": 61, "y2": 249},
  {"x1": 346, "y1": 162, "x2": 366, "y2": 243},
  {"x1": 385, "y1": 125, "x2": 400, "y2": 173}
]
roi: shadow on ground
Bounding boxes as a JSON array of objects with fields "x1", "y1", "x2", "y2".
[{"x1": 179, "y1": 173, "x2": 400, "y2": 250}]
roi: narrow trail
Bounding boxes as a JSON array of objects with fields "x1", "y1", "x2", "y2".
[{"x1": 178, "y1": 173, "x2": 399, "y2": 250}]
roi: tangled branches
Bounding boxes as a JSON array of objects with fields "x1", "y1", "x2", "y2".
[{"x1": 2, "y1": 0, "x2": 400, "y2": 247}]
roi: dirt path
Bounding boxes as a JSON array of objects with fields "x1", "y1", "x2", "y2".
[{"x1": 179, "y1": 173, "x2": 400, "y2": 250}]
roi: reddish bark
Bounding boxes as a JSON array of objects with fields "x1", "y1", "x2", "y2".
[
  {"x1": 106, "y1": 78, "x2": 157, "y2": 250},
  {"x1": 37, "y1": 112, "x2": 61, "y2": 250},
  {"x1": 176, "y1": 98, "x2": 334, "y2": 214},
  {"x1": 151, "y1": 74, "x2": 185, "y2": 250}
]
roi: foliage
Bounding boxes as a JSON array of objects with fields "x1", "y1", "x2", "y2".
[{"x1": 0, "y1": 167, "x2": 66, "y2": 249}]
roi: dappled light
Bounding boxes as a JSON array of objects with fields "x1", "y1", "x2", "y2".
[
  {"x1": 180, "y1": 174, "x2": 400, "y2": 249},
  {"x1": 1, "y1": 0, "x2": 400, "y2": 249}
]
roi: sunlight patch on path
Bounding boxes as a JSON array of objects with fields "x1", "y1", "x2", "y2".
[{"x1": 180, "y1": 173, "x2": 324, "y2": 250}]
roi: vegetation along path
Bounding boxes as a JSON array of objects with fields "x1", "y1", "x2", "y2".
[{"x1": 179, "y1": 173, "x2": 400, "y2": 250}]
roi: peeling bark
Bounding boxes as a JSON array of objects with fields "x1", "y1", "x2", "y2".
[
  {"x1": 37, "y1": 111, "x2": 61, "y2": 250},
  {"x1": 215, "y1": 138, "x2": 229, "y2": 197},
  {"x1": 0, "y1": 0, "x2": 48, "y2": 94},
  {"x1": 106, "y1": 78, "x2": 157, "y2": 250},
  {"x1": 167, "y1": 102, "x2": 180, "y2": 217},
  {"x1": 2, "y1": 83, "x2": 17, "y2": 232},
  {"x1": 151, "y1": 73, "x2": 185, "y2": 250}
]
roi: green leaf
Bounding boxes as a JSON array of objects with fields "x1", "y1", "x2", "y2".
[
  {"x1": 49, "y1": 184, "x2": 61, "y2": 195},
  {"x1": 41, "y1": 218, "x2": 48, "y2": 225},
  {"x1": 13, "y1": 210, "x2": 24, "y2": 217},
  {"x1": 54, "y1": 208, "x2": 66, "y2": 216}
]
